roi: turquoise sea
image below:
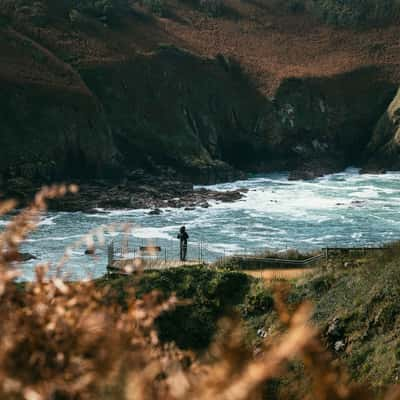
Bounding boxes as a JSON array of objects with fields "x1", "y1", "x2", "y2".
[{"x1": 4, "y1": 168, "x2": 400, "y2": 280}]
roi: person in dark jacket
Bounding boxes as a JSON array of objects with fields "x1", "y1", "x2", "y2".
[{"x1": 177, "y1": 226, "x2": 189, "y2": 261}]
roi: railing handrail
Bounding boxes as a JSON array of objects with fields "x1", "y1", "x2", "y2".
[
  {"x1": 325, "y1": 247, "x2": 387, "y2": 251},
  {"x1": 230, "y1": 253, "x2": 325, "y2": 266}
]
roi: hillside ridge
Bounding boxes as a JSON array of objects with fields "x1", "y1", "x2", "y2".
[{"x1": 1, "y1": 0, "x2": 400, "y2": 197}]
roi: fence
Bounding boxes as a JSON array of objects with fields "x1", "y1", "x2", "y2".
[
  {"x1": 325, "y1": 246, "x2": 389, "y2": 259},
  {"x1": 107, "y1": 238, "x2": 212, "y2": 271},
  {"x1": 107, "y1": 238, "x2": 392, "y2": 274},
  {"x1": 225, "y1": 253, "x2": 325, "y2": 269}
]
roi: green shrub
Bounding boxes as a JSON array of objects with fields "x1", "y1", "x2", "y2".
[
  {"x1": 273, "y1": 0, "x2": 400, "y2": 26},
  {"x1": 0, "y1": 0, "x2": 130, "y2": 25},
  {"x1": 119, "y1": 268, "x2": 252, "y2": 349},
  {"x1": 0, "y1": 0, "x2": 49, "y2": 25},
  {"x1": 286, "y1": 0, "x2": 305, "y2": 13},
  {"x1": 308, "y1": 0, "x2": 400, "y2": 26},
  {"x1": 72, "y1": 0, "x2": 130, "y2": 23},
  {"x1": 199, "y1": 0, "x2": 224, "y2": 17},
  {"x1": 143, "y1": 0, "x2": 165, "y2": 15},
  {"x1": 242, "y1": 282, "x2": 274, "y2": 316},
  {"x1": 308, "y1": 273, "x2": 335, "y2": 294}
]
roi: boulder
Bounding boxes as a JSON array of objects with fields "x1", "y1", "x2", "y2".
[
  {"x1": 325, "y1": 317, "x2": 346, "y2": 350},
  {"x1": 148, "y1": 208, "x2": 162, "y2": 215}
]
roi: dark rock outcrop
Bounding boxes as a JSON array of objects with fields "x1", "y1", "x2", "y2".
[
  {"x1": 0, "y1": 173, "x2": 248, "y2": 212},
  {"x1": 274, "y1": 67, "x2": 396, "y2": 179},
  {"x1": 364, "y1": 87, "x2": 400, "y2": 171}
]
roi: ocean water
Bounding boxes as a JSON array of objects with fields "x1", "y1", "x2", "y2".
[{"x1": 3, "y1": 168, "x2": 400, "y2": 280}]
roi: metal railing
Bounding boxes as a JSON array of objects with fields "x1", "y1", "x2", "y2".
[
  {"x1": 107, "y1": 238, "x2": 212, "y2": 270},
  {"x1": 229, "y1": 253, "x2": 325, "y2": 266},
  {"x1": 107, "y1": 238, "x2": 393, "y2": 274}
]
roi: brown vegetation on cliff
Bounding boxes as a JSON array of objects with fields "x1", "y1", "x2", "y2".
[
  {"x1": 1, "y1": 0, "x2": 400, "y2": 186},
  {"x1": 2, "y1": 0, "x2": 400, "y2": 93}
]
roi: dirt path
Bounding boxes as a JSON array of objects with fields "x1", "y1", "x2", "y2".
[{"x1": 243, "y1": 268, "x2": 316, "y2": 281}]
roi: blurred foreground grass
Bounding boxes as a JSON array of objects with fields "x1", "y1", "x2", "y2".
[{"x1": 1, "y1": 186, "x2": 400, "y2": 399}]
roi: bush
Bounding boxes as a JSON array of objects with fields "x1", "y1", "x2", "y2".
[
  {"x1": 242, "y1": 282, "x2": 274, "y2": 316},
  {"x1": 273, "y1": 0, "x2": 400, "y2": 26},
  {"x1": 0, "y1": 0, "x2": 49, "y2": 26},
  {"x1": 71, "y1": 0, "x2": 130, "y2": 23},
  {"x1": 142, "y1": 0, "x2": 165, "y2": 16},
  {"x1": 199, "y1": 0, "x2": 224, "y2": 17},
  {"x1": 307, "y1": 273, "x2": 335, "y2": 294},
  {"x1": 286, "y1": 0, "x2": 305, "y2": 13},
  {"x1": 127, "y1": 268, "x2": 251, "y2": 349},
  {"x1": 0, "y1": 0, "x2": 130, "y2": 25},
  {"x1": 308, "y1": 0, "x2": 400, "y2": 26}
]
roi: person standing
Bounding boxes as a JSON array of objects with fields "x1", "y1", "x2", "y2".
[{"x1": 177, "y1": 226, "x2": 189, "y2": 261}]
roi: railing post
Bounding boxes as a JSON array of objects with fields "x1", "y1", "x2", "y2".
[
  {"x1": 198, "y1": 241, "x2": 201, "y2": 264},
  {"x1": 108, "y1": 241, "x2": 114, "y2": 267}
]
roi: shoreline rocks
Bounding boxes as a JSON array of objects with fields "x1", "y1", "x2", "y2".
[
  {"x1": 0, "y1": 175, "x2": 248, "y2": 213},
  {"x1": 2, "y1": 251, "x2": 37, "y2": 262}
]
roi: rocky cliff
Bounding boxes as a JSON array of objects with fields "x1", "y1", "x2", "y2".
[
  {"x1": 364, "y1": 87, "x2": 400, "y2": 171},
  {"x1": 1, "y1": 0, "x2": 400, "y2": 189},
  {"x1": 0, "y1": 27, "x2": 117, "y2": 184},
  {"x1": 78, "y1": 48, "x2": 270, "y2": 183}
]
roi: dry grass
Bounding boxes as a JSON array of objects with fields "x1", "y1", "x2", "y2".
[
  {"x1": 243, "y1": 268, "x2": 316, "y2": 282},
  {"x1": 2, "y1": 0, "x2": 400, "y2": 96},
  {"x1": 1, "y1": 186, "x2": 400, "y2": 399}
]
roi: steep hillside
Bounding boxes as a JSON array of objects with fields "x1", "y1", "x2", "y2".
[
  {"x1": 1, "y1": 0, "x2": 400, "y2": 186},
  {"x1": 103, "y1": 246, "x2": 400, "y2": 394},
  {"x1": 0, "y1": 26, "x2": 117, "y2": 181}
]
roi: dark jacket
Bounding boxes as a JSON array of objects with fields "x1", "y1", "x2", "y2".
[{"x1": 177, "y1": 231, "x2": 189, "y2": 244}]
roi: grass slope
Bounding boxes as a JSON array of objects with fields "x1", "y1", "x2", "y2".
[
  {"x1": 295, "y1": 251, "x2": 400, "y2": 387},
  {"x1": 101, "y1": 247, "x2": 400, "y2": 391}
]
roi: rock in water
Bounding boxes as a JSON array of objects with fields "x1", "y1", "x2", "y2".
[
  {"x1": 3, "y1": 251, "x2": 37, "y2": 262},
  {"x1": 148, "y1": 209, "x2": 162, "y2": 215}
]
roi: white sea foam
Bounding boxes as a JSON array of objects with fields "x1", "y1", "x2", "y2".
[
  {"x1": 25, "y1": 234, "x2": 83, "y2": 242},
  {"x1": 131, "y1": 226, "x2": 175, "y2": 240},
  {"x1": 38, "y1": 215, "x2": 60, "y2": 226},
  {"x1": 13, "y1": 169, "x2": 400, "y2": 280},
  {"x1": 206, "y1": 242, "x2": 243, "y2": 254}
]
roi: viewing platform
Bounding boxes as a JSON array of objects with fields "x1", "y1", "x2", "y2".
[
  {"x1": 106, "y1": 241, "x2": 205, "y2": 275},
  {"x1": 106, "y1": 239, "x2": 391, "y2": 276}
]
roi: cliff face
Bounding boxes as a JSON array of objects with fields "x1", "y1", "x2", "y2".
[
  {"x1": 272, "y1": 67, "x2": 397, "y2": 177},
  {"x1": 73, "y1": 51, "x2": 397, "y2": 182},
  {"x1": 1, "y1": 1, "x2": 400, "y2": 186},
  {"x1": 0, "y1": 49, "x2": 396, "y2": 184},
  {"x1": 79, "y1": 48, "x2": 271, "y2": 183},
  {"x1": 0, "y1": 82, "x2": 117, "y2": 182},
  {"x1": 364, "y1": 88, "x2": 400, "y2": 171},
  {"x1": 79, "y1": 57, "x2": 396, "y2": 181},
  {"x1": 0, "y1": 27, "x2": 117, "y2": 184}
]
